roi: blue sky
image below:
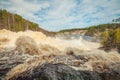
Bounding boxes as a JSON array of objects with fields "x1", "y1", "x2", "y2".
[{"x1": 0, "y1": 0, "x2": 120, "y2": 31}]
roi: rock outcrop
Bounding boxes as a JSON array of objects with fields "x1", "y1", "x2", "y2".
[{"x1": 7, "y1": 63, "x2": 120, "y2": 80}]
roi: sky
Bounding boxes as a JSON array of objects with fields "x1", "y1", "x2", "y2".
[{"x1": 0, "y1": 0, "x2": 120, "y2": 31}]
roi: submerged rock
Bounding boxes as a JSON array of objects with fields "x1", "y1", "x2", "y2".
[{"x1": 7, "y1": 63, "x2": 120, "y2": 80}]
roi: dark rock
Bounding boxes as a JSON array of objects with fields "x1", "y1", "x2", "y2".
[{"x1": 8, "y1": 63, "x2": 120, "y2": 80}]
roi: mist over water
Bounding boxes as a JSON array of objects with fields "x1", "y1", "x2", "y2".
[{"x1": 56, "y1": 34, "x2": 100, "y2": 42}]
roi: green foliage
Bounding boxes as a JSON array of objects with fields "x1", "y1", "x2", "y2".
[
  {"x1": 85, "y1": 24, "x2": 120, "y2": 36},
  {"x1": 112, "y1": 18, "x2": 120, "y2": 23},
  {"x1": 114, "y1": 28, "x2": 120, "y2": 44},
  {"x1": 0, "y1": 9, "x2": 7, "y2": 19},
  {"x1": 58, "y1": 28, "x2": 86, "y2": 33},
  {"x1": 0, "y1": 9, "x2": 39, "y2": 32},
  {"x1": 101, "y1": 28, "x2": 120, "y2": 52},
  {"x1": 85, "y1": 26, "x2": 96, "y2": 36},
  {"x1": 101, "y1": 30, "x2": 110, "y2": 46}
]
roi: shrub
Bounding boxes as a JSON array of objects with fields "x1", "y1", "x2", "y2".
[
  {"x1": 101, "y1": 28, "x2": 120, "y2": 52},
  {"x1": 101, "y1": 30, "x2": 110, "y2": 46}
]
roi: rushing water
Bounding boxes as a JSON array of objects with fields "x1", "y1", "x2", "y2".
[
  {"x1": 1, "y1": 30, "x2": 119, "y2": 80},
  {"x1": 56, "y1": 34, "x2": 100, "y2": 42}
]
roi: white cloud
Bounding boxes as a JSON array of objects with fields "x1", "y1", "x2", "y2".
[
  {"x1": 0, "y1": 0, "x2": 50, "y2": 22},
  {"x1": 0, "y1": 0, "x2": 120, "y2": 31}
]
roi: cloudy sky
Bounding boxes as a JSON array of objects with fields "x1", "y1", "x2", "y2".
[{"x1": 0, "y1": 0, "x2": 120, "y2": 31}]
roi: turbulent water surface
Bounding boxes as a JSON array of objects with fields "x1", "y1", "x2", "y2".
[{"x1": 0, "y1": 29, "x2": 120, "y2": 80}]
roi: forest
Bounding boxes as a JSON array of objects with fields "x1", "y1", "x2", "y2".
[{"x1": 0, "y1": 9, "x2": 40, "y2": 31}]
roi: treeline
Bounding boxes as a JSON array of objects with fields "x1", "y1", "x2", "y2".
[
  {"x1": 85, "y1": 23, "x2": 120, "y2": 36},
  {"x1": 101, "y1": 28, "x2": 120, "y2": 52},
  {"x1": 0, "y1": 9, "x2": 40, "y2": 31},
  {"x1": 85, "y1": 23, "x2": 120, "y2": 52},
  {"x1": 57, "y1": 23, "x2": 120, "y2": 37},
  {"x1": 58, "y1": 28, "x2": 87, "y2": 33},
  {"x1": 0, "y1": 9, "x2": 55, "y2": 36}
]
